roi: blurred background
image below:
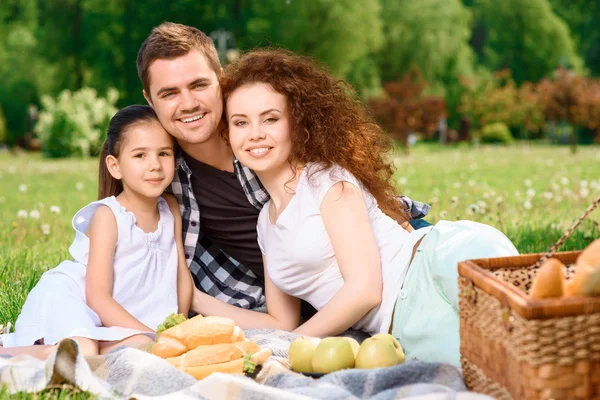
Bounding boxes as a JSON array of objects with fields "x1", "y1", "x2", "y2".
[{"x1": 0, "y1": 0, "x2": 599, "y2": 157}]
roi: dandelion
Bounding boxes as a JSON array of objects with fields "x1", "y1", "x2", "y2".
[
  {"x1": 524, "y1": 179, "x2": 532, "y2": 187},
  {"x1": 37, "y1": 202, "x2": 44, "y2": 209},
  {"x1": 580, "y1": 180, "x2": 589, "y2": 188},
  {"x1": 440, "y1": 210, "x2": 448, "y2": 219},
  {"x1": 477, "y1": 200, "x2": 487, "y2": 209},
  {"x1": 515, "y1": 191, "x2": 521, "y2": 198},
  {"x1": 29, "y1": 210, "x2": 40, "y2": 219},
  {"x1": 523, "y1": 200, "x2": 532, "y2": 210},
  {"x1": 50, "y1": 205, "x2": 61, "y2": 214},
  {"x1": 551, "y1": 183, "x2": 559, "y2": 191},
  {"x1": 560, "y1": 177, "x2": 569, "y2": 185},
  {"x1": 453, "y1": 182, "x2": 462, "y2": 189},
  {"x1": 526, "y1": 189, "x2": 536, "y2": 198},
  {"x1": 468, "y1": 180, "x2": 476, "y2": 187},
  {"x1": 451, "y1": 196, "x2": 459, "y2": 204},
  {"x1": 483, "y1": 192, "x2": 490, "y2": 199},
  {"x1": 430, "y1": 197, "x2": 439, "y2": 204},
  {"x1": 543, "y1": 192, "x2": 553, "y2": 200},
  {"x1": 433, "y1": 188, "x2": 440, "y2": 196},
  {"x1": 18, "y1": 184, "x2": 27, "y2": 193},
  {"x1": 76, "y1": 182, "x2": 84, "y2": 191},
  {"x1": 41, "y1": 224, "x2": 51, "y2": 235},
  {"x1": 467, "y1": 204, "x2": 480, "y2": 215},
  {"x1": 555, "y1": 196, "x2": 563, "y2": 203},
  {"x1": 17, "y1": 210, "x2": 27, "y2": 219},
  {"x1": 398, "y1": 177, "x2": 408, "y2": 185},
  {"x1": 495, "y1": 196, "x2": 504, "y2": 206},
  {"x1": 580, "y1": 187, "x2": 590, "y2": 198}
]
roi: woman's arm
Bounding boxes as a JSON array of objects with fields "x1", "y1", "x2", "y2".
[
  {"x1": 293, "y1": 181, "x2": 383, "y2": 337},
  {"x1": 191, "y1": 256, "x2": 301, "y2": 331},
  {"x1": 163, "y1": 194, "x2": 193, "y2": 316},
  {"x1": 85, "y1": 206, "x2": 153, "y2": 332}
]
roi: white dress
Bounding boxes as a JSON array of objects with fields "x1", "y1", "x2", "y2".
[{"x1": 0, "y1": 196, "x2": 179, "y2": 347}]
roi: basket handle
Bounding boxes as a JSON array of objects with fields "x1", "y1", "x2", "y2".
[{"x1": 532, "y1": 194, "x2": 600, "y2": 268}]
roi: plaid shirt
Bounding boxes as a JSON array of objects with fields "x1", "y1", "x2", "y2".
[{"x1": 169, "y1": 153, "x2": 431, "y2": 310}]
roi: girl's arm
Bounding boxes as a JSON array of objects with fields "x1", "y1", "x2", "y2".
[
  {"x1": 163, "y1": 194, "x2": 193, "y2": 316},
  {"x1": 191, "y1": 256, "x2": 301, "y2": 331},
  {"x1": 293, "y1": 181, "x2": 383, "y2": 337},
  {"x1": 85, "y1": 205, "x2": 154, "y2": 332}
]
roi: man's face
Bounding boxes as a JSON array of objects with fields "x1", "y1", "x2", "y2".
[{"x1": 144, "y1": 50, "x2": 223, "y2": 146}]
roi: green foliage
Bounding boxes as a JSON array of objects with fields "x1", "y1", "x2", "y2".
[
  {"x1": 246, "y1": 0, "x2": 384, "y2": 91},
  {"x1": 35, "y1": 88, "x2": 118, "y2": 158},
  {"x1": 474, "y1": 0, "x2": 584, "y2": 83},
  {"x1": 478, "y1": 122, "x2": 515, "y2": 144},
  {"x1": 378, "y1": 0, "x2": 475, "y2": 88}
]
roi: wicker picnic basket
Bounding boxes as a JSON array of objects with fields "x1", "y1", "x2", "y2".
[{"x1": 458, "y1": 195, "x2": 600, "y2": 400}]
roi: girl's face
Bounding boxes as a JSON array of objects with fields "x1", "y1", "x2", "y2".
[
  {"x1": 107, "y1": 120, "x2": 175, "y2": 199},
  {"x1": 226, "y1": 83, "x2": 293, "y2": 175}
]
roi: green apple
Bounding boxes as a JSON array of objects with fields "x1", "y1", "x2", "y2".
[
  {"x1": 289, "y1": 337, "x2": 321, "y2": 373},
  {"x1": 355, "y1": 336, "x2": 400, "y2": 369},
  {"x1": 340, "y1": 337, "x2": 360, "y2": 358},
  {"x1": 311, "y1": 337, "x2": 355, "y2": 373},
  {"x1": 371, "y1": 333, "x2": 406, "y2": 364}
]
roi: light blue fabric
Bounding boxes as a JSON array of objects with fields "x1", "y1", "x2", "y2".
[{"x1": 391, "y1": 220, "x2": 519, "y2": 368}]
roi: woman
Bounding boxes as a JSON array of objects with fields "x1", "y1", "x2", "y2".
[{"x1": 191, "y1": 49, "x2": 518, "y2": 367}]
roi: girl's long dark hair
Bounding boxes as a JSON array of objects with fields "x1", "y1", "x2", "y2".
[{"x1": 98, "y1": 105, "x2": 159, "y2": 199}]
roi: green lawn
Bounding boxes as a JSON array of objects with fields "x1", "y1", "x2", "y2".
[{"x1": 0, "y1": 143, "x2": 599, "y2": 398}]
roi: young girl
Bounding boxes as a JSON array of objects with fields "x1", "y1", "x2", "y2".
[
  {"x1": 189, "y1": 50, "x2": 519, "y2": 368},
  {"x1": 0, "y1": 105, "x2": 193, "y2": 359}
]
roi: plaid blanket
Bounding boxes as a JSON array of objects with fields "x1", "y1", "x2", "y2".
[{"x1": 1, "y1": 329, "x2": 491, "y2": 399}]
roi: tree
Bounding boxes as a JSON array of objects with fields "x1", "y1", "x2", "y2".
[
  {"x1": 473, "y1": 0, "x2": 583, "y2": 83},
  {"x1": 377, "y1": 0, "x2": 475, "y2": 127},
  {"x1": 245, "y1": 0, "x2": 384, "y2": 95},
  {"x1": 368, "y1": 69, "x2": 447, "y2": 152},
  {"x1": 548, "y1": 0, "x2": 600, "y2": 76}
]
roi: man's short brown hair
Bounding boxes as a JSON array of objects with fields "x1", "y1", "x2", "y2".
[{"x1": 136, "y1": 22, "x2": 221, "y2": 96}]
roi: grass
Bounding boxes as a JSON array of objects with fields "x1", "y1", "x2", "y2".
[{"x1": 0, "y1": 143, "x2": 599, "y2": 398}]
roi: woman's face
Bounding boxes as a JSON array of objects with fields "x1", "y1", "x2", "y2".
[{"x1": 226, "y1": 83, "x2": 293, "y2": 175}]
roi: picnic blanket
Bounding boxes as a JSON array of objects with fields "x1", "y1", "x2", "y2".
[{"x1": 0, "y1": 329, "x2": 492, "y2": 399}]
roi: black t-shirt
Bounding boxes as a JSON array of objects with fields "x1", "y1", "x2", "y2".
[{"x1": 183, "y1": 152, "x2": 264, "y2": 278}]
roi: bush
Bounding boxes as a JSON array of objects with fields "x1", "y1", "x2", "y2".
[
  {"x1": 479, "y1": 122, "x2": 515, "y2": 144},
  {"x1": 35, "y1": 87, "x2": 118, "y2": 158}
]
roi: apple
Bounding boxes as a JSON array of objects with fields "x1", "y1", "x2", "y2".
[
  {"x1": 311, "y1": 337, "x2": 355, "y2": 373},
  {"x1": 355, "y1": 336, "x2": 401, "y2": 369},
  {"x1": 340, "y1": 337, "x2": 360, "y2": 358},
  {"x1": 370, "y1": 333, "x2": 406, "y2": 364},
  {"x1": 288, "y1": 336, "x2": 321, "y2": 373}
]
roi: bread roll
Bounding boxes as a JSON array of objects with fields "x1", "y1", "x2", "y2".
[{"x1": 530, "y1": 258, "x2": 565, "y2": 299}]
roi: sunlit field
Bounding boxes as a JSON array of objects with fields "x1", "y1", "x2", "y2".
[{"x1": 0, "y1": 143, "x2": 599, "y2": 398}]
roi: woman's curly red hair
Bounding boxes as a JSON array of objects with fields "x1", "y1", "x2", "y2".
[{"x1": 221, "y1": 49, "x2": 408, "y2": 223}]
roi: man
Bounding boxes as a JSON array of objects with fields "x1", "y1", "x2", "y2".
[{"x1": 136, "y1": 22, "x2": 430, "y2": 315}]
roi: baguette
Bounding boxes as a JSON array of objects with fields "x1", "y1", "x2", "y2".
[
  {"x1": 152, "y1": 315, "x2": 239, "y2": 358},
  {"x1": 166, "y1": 341, "x2": 262, "y2": 368}
]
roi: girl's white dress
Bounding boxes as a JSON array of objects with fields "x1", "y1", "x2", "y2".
[{"x1": 0, "y1": 196, "x2": 179, "y2": 347}]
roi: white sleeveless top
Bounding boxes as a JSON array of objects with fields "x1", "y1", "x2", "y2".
[{"x1": 257, "y1": 164, "x2": 413, "y2": 335}]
